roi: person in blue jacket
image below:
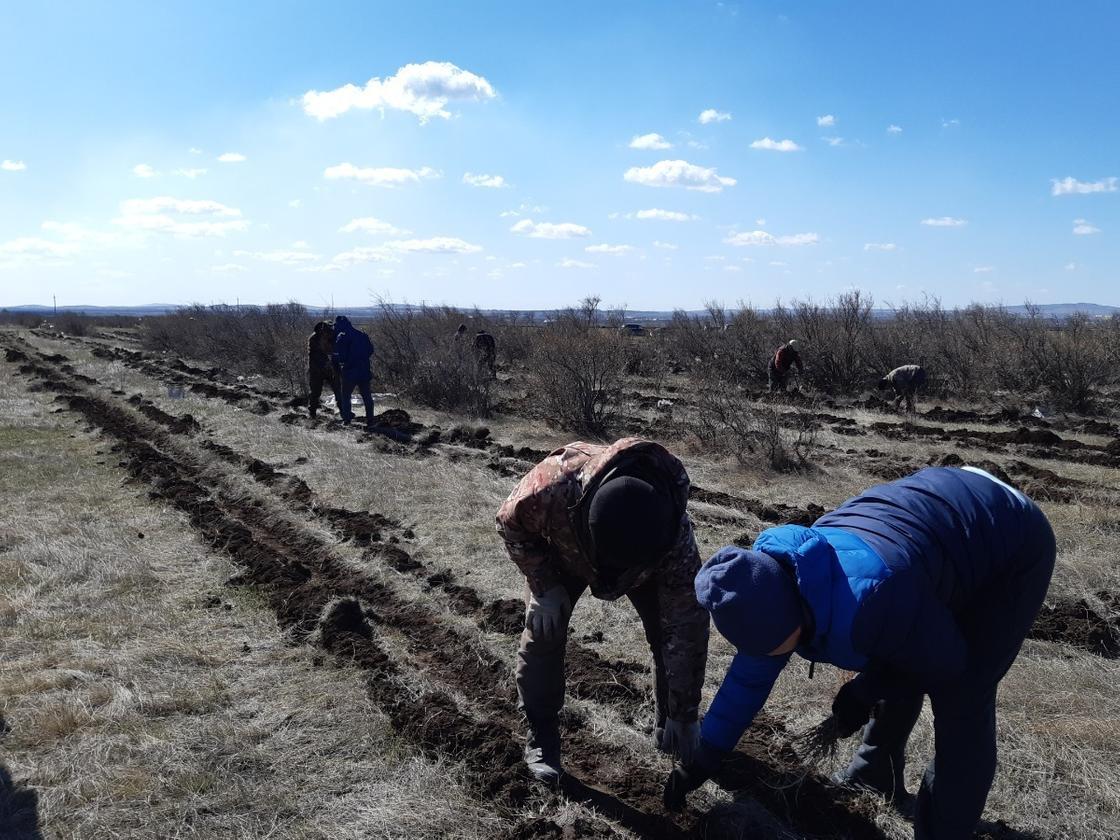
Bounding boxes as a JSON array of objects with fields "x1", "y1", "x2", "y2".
[
  {"x1": 664, "y1": 466, "x2": 1056, "y2": 840},
  {"x1": 332, "y1": 316, "x2": 376, "y2": 428}
]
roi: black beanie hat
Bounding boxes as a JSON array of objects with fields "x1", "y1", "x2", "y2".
[{"x1": 588, "y1": 475, "x2": 675, "y2": 571}]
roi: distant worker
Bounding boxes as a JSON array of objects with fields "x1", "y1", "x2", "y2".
[
  {"x1": 454, "y1": 323, "x2": 468, "y2": 341},
  {"x1": 496, "y1": 438, "x2": 710, "y2": 785},
  {"x1": 473, "y1": 329, "x2": 497, "y2": 378},
  {"x1": 332, "y1": 316, "x2": 375, "y2": 429},
  {"x1": 664, "y1": 466, "x2": 1056, "y2": 840},
  {"x1": 307, "y1": 321, "x2": 341, "y2": 419},
  {"x1": 768, "y1": 339, "x2": 803, "y2": 392},
  {"x1": 879, "y1": 364, "x2": 927, "y2": 413}
]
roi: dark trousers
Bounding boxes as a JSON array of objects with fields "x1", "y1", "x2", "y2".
[
  {"x1": 767, "y1": 359, "x2": 788, "y2": 392},
  {"x1": 516, "y1": 572, "x2": 668, "y2": 733},
  {"x1": 843, "y1": 504, "x2": 1056, "y2": 839},
  {"x1": 308, "y1": 363, "x2": 341, "y2": 416},
  {"x1": 339, "y1": 374, "x2": 374, "y2": 426}
]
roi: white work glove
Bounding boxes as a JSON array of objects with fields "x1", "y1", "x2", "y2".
[
  {"x1": 525, "y1": 585, "x2": 572, "y2": 642},
  {"x1": 655, "y1": 718, "x2": 701, "y2": 765}
]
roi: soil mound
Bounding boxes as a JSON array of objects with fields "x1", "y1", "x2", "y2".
[
  {"x1": 1030, "y1": 592, "x2": 1120, "y2": 658},
  {"x1": 481, "y1": 598, "x2": 526, "y2": 635}
]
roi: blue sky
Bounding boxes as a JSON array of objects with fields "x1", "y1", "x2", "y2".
[{"x1": 1, "y1": 1, "x2": 1117, "y2": 310}]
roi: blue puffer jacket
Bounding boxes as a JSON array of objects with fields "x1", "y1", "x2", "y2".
[
  {"x1": 700, "y1": 467, "x2": 1040, "y2": 753},
  {"x1": 333, "y1": 316, "x2": 374, "y2": 379}
]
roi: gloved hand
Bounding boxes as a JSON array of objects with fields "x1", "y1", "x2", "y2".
[
  {"x1": 663, "y1": 739, "x2": 724, "y2": 811},
  {"x1": 525, "y1": 585, "x2": 572, "y2": 642},
  {"x1": 654, "y1": 718, "x2": 700, "y2": 764},
  {"x1": 832, "y1": 679, "x2": 873, "y2": 738}
]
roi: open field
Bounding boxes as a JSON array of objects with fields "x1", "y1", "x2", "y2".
[{"x1": 2, "y1": 322, "x2": 1119, "y2": 839}]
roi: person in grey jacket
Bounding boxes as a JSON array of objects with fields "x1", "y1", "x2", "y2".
[{"x1": 878, "y1": 364, "x2": 927, "y2": 412}]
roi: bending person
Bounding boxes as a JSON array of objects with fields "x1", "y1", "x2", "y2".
[
  {"x1": 332, "y1": 316, "x2": 375, "y2": 429},
  {"x1": 497, "y1": 438, "x2": 710, "y2": 784},
  {"x1": 665, "y1": 466, "x2": 1055, "y2": 840}
]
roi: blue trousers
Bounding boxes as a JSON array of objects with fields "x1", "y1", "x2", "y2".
[
  {"x1": 843, "y1": 503, "x2": 1056, "y2": 839},
  {"x1": 339, "y1": 374, "x2": 374, "y2": 426}
]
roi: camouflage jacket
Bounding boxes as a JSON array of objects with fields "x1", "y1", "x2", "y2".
[{"x1": 496, "y1": 437, "x2": 710, "y2": 720}]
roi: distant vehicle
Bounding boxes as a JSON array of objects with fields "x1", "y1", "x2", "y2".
[{"x1": 620, "y1": 323, "x2": 645, "y2": 336}]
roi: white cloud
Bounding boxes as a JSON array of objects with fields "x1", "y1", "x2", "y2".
[
  {"x1": 218, "y1": 152, "x2": 247, "y2": 163},
  {"x1": 973, "y1": 265, "x2": 995, "y2": 273},
  {"x1": 585, "y1": 243, "x2": 634, "y2": 255},
  {"x1": 96, "y1": 268, "x2": 132, "y2": 278},
  {"x1": 634, "y1": 208, "x2": 695, "y2": 221},
  {"x1": 189, "y1": 147, "x2": 203, "y2": 155},
  {"x1": 817, "y1": 114, "x2": 836, "y2": 127},
  {"x1": 624, "y1": 159, "x2": 735, "y2": 192},
  {"x1": 1065, "y1": 261, "x2": 1078, "y2": 271},
  {"x1": 340, "y1": 217, "x2": 409, "y2": 236},
  {"x1": 510, "y1": 219, "x2": 591, "y2": 239},
  {"x1": 921, "y1": 216, "x2": 968, "y2": 227},
  {"x1": 864, "y1": 242, "x2": 897, "y2": 252},
  {"x1": 755, "y1": 218, "x2": 767, "y2": 226},
  {"x1": 725, "y1": 230, "x2": 819, "y2": 246},
  {"x1": 652, "y1": 240, "x2": 678, "y2": 250},
  {"x1": 557, "y1": 258, "x2": 596, "y2": 269},
  {"x1": 132, "y1": 163, "x2": 158, "y2": 178},
  {"x1": 750, "y1": 137, "x2": 803, "y2": 152},
  {"x1": 698, "y1": 109, "x2": 732, "y2": 124},
  {"x1": 629, "y1": 133, "x2": 673, "y2": 150},
  {"x1": 210, "y1": 263, "x2": 248, "y2": 273},
  {"x1": 172, "y1": 168, "x2": 207, "y2": 179},
  {"x1": 768, "y1": 260, "x2": 788, "y2": 267},
  {"x1": 0, "y1": 236, "x2": 80, "y2": 265},
  {"x1": 291, "y1": 240, "x2": 309, "y2": 248},
  {"x1": 942, "y1": 118, "x2": 960, "y2": 128},
  {"x1": 234, "y1": 249, "x2": 320, "y2": 265},
  {"x1": 39, "y1": 221, "x2": 120, "y2": 247},
  {"x1": 386, "y1": 237, "x2": 482, "y2": 254},
  {"x1": 330, "y1": 246, "x2": 397, "y2": 267},
  {"x1": 302, "y1": 61, "x2": 496, "y2": 122},
  {"x1": 1051, "y1": 176, "x2": 1118, "y2": 196},
  {"x1": 1, "y1": 160, "x2": 27, "y2": 172},
  {"x1": 704, "y1": 255, "x2": 726, "y2": 262},
  {"x1": 723, "y1": 264, "x2": 742, "y2": 272},
  {"x1": 1073, "y1": 218, "x2": 1101, "y2": 235},
  {"x1": 288, "y1": 199, "x2": 302, "y2": 208},
  {"x1": 114, "y1": 196, "x2": 248, "y2": 238},
  {"x1": 462, "y1": 172, "x2": 508, "y2": 188},
  {"x1": 887, "y1": 124, "x2": 903, "y2": 134},
  {"x1": 324, "y1": 162, "x2": 440, "y2": 187},
  {"x1": 823, "y1": 136, "x2": 844, "y2": 147}
]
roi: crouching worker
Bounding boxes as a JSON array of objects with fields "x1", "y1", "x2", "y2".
[
  {"x1": 879, "y1": 364, "x2": 927, "y2": 413},
  {"x1": 497, "y1": 438, "x2": 710, "y2": 784},
  {"x1": 665, "y1": 466, "x2": 1055, "y2": 840}
]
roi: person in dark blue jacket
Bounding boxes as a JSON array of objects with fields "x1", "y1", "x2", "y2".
[
  {"x1": 665, "y1": 466, "x2": 1056, "y2": 840},
  {"x1": 332, "y1": 316, "x2": 375, "y2": 428}
]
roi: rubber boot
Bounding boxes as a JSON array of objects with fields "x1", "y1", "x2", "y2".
[{"x1": 524, "y1": 724, "x2": 562, "y2": 785}]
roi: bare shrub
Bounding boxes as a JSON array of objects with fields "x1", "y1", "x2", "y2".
[
  {"x1": 526, "y1": 313, "x2": 625, "y2": 434},
  {"x1": 772, "y1": 291, "x2": 875, "y2": 394}
]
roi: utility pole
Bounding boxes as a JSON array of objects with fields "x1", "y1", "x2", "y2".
[{"x1": 53, "y1": 295, "x2": 57, "y2": 316}]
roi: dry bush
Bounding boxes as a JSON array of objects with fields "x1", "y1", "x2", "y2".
[
  {"x1": 693, "y1": 371, "x2": 817, "y2": 471},
  {"x1": 526, "y1": 312, "x2": 625, "y2": 434},
  {"x1": 772, "y1": 291, "x2": 875, "y2": 394}
]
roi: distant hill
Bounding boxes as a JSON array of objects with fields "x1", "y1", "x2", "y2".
[{"x1": 4, "y1": 301, "x2": 1118, "y2": 320}]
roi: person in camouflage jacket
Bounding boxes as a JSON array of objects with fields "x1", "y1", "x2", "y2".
[{"x1": 496, "y1": 437, "x2": 710, "y2": 783}]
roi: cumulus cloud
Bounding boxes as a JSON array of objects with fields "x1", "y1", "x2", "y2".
[
  {"x1": 218, "y1": 152, "x2": 247, "y2": 163},
  {"x1": 823, "y1": 136, "x2": 844, "y2": 147},
  {"x1": 652, "y1": 240, "x2": 678, "y2": 250},
  {"x1": 510, "y1": 219, "x2": 591, "y2": 239},
  {"x1": 1073, "y1": 218, "x2": 1101, "y2": 235},
  {"x1": 340, "y1": 217, "x2": 409, "y2": 236},
  {"x1": 1065, "y1": 261, "x2": 1078, "y2": 271},
  {"x1": 817, "y1": 115, "x2": 836, "y2": 127},
  {"x1": 132, "y1": 163, "x2": 157, "y2": 178},
  {"x1": 330, "y1": 246, "x2": 397, "y2": 267},
  {"x1": 233, "y1": 249, "x2": 319, "y2": 265},
  {"x1": 0, "y1": 236, "x2": 80, "y2": 266},
  {"x1": 585, "y1": 243, "x2": 634, "y2": 255},
  {"x1": 557, "y1": 258, "x2": 596, "y2": 269},
  {"x1": 723, "y1": 264, "x2": 742, "y2": 272},
  {"x1": 462, "y1": 172, "x2": 508, "y2": 188},
  {"x1": 210, "y1": 263, "x2": 248, "y2": 273},
  {"x1": 2, "y1": 160, "x2": 27, "y2": 172},
  {"x1": 750, "y1": 137, "x2": 803, "y2": 152},
  {"x1": 887, "y1": 124, "x2": 903, "y2": 134},
  {"x1": 324, "y1": 163, "x2": 440, "y2": 187},
  {"x1": 114, "y1": 196, "x2": 248, "y2": 237},
  {"x1": 725, "y1": 230, "x2": 819, "y2": 246},
  {"x1": 288, "y1": 199, "x2": 302, "y2": 208},
  {"x1": 941, "y1": 118, "x2": 960, "y2": 129},
  {"x1": 623, "y1": 159, "x2": 735, "y2": 192},
  {"x1": 302, "y1": 61, "x2": 496, "y2": 122},
  {"x1": 629, "y1": 133, "x2": 673, "y2": 150},
  {"x1": 1051, "y1": 176, "x2": 1117, "y2": 196},
  {"x1": 921, "y1": 216, "x2": 968, "y2": 227},
  {"x1": 698, "y1": 109, "x2": 731, "y2": 124},
  {"x1": 973, "y1": 266, "x2": 995, "y2": 273},
  {"x1": 386, "y1": 237, "x2": 482, "y2": 254},
  {"x1": 172, "y1": 168, "x2": 207, "y2": 178},
  {"x1": 864, "y1": 242, "x2": 897, "y2": 251},
  {"x1": 633, "y1": 208, "x2": 695, "y2": 221}
]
